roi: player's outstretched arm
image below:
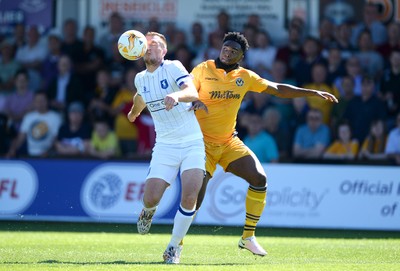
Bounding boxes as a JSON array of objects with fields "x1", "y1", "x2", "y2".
[
  {"x1": 264, "y1": 82, "x2": 339, "y2": 103},
  {"x1": 127, "y1": 93, "x2": 146, "y2": 122},
  {"x1": 164, "y1": 80, "x2": 199, "y2": 111}
]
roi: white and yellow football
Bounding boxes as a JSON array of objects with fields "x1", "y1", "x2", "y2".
[{"x1": 117, "y1": 30, "x2": 147, "y2": 61}]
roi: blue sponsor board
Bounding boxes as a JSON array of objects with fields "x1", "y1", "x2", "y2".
[{"x1": 0, "y1": 159, "x2": 181, "y2": 223}]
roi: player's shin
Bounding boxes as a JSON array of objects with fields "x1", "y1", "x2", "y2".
[
  {"x1": 243, "y1": 185, "x2": 267, "y2": 239},
  {"x1": 168, "y1": 205, "x2": 196, "y2": 247}
]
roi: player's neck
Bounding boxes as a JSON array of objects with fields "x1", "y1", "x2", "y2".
[
  {"x1": 146, "y1": 64, "x2": 160, "y2": 73},
  {"x1": 215, "y1": 58, "x2": 239, "y2": 73},
  {"x1": 146, "y1": 60, "x2": 163, "y2": 73}
]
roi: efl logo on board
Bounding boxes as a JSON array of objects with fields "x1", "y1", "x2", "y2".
[
  {"x1": 0, "y1": 161, "x2": 38, "y2": 215},
  {"x1": 81, "y1": 163, "x2": 180, "y2": 221}
]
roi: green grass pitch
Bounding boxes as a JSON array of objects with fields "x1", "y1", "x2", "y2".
[{"x1": 1, "y1": 221, "x2": 399, "y2": 271}]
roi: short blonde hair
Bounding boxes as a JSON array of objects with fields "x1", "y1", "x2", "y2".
[{"x1": 146, "y1": 32, "x2": 167, "y2": 48}]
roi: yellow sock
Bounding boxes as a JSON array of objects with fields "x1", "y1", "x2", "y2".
[{"x1": 242, "y1": 185, "x2": 266, "y2": 239}]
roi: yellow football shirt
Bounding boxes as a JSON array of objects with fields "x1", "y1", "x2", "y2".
[
  {"x1": 111, "y1": 87, "x2": 138, "y2": 140},
  {"x1": 191, "y1": 60, "x2": 269, "y2": 144},
  {"x1": 303, "y1": 82, "x2": 340, "y2": 124}
]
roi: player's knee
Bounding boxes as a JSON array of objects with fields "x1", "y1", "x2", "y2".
[
  {"x1": 181, "y1": 194, "x2": 197, "y2": 210},
  {"x1": 251, "y1": 173, "x2": 267, "y2": 187}
]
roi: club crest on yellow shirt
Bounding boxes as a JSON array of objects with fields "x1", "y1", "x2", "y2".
[{"x1": 236, "y1": 78, "x2": 244, "y2": 86}]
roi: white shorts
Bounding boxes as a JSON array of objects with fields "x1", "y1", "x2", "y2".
[{"x1": 147, "y1": 138, "x2": 206, "y2": 184}]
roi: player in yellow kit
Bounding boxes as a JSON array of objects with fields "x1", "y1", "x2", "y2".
[{"x1": 190, "y1": 32, "x2": 338, "y2": 256}]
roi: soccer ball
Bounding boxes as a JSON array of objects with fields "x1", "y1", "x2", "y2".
[{"x1": 117, "y1": 30, "x2": 147, "y2": 61}]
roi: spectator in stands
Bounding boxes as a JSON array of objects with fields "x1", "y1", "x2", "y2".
[
  {"x1": 46, "y1": 55, "x2": 85, "y2": 114},
  {"x1": 377, "y1": 22, "x2": 400, "y2": 62},
  {"x1": 241, "y1": 92, "x2": 271, "y2": 116},
  {"x1": 318, "y1": 18, "x2": 336, "y2": 50},
  {"x1": 262, "y1": 107, "x2": 291, "y2": 160},
  {"x1": 134, "y1": 108, "x2": 155, "y2": 156},
  {"x1": 325, "y1": 46, "x2": 346, "y2": 85},
  {"x1": 288, "y1": 16, "x2": 306, "y2": 41},
  {"x1": 335, "y1": 56, "x2": 363, "y2": 96},
  {"x1": 166, "y1": 29, "x2": 188, "y2": 59},
  {"x1": 333, "y1": 22, "x2": 355, "y2": 59},
  {"x1": 245, "y1": 30, "x2": 277, "y2": 78},
  {"x1": 61, "y1": 18, "x2": 84, "y2": 63},
  {"x1": 0, "y1": 113, "x2": 15, "y2": 156},
  {"x1": 192, "y1": 30, "x2": 223, "y2": 66},
  {"x1": 379, "y1": 50, "x2": 400, "y2": 129},
  {"x1": 6, "y1": 91, "x2": 62, "y2": 158},
  {"x1": 99, "y1": 12, "x2": 124, "y2": 61},
  {"x1": 303, "y1": 62, "x2": 340, "y2": 124},
  {"x1": 323, "y1": 121, "x2": 359, "y2": 161},
  {"x1": 358, "y1": 119, "x2": 387, "y2": 161},
  {"x1": 385, "y1": 112, "x2": 400, "y2": 165},
  {"x1": 9, "y1": 23, "x2": 26, "y2": 51},
  {"x1": 288, "y1": 97, "x2": 309, "y2": 134},
  {"x1": 354, "y1": 30, "x2": 384, "y2": 80},
  {"x1": 41, "y1": 30, "x2": 63, "y2": 89},
  {"x1": 164, "y1": 22, "x2": 178, "y2": 44},
  {"x1": 268, "y1": 59, "x2": 296, "y2": 120},
  {"x1": 210, "y1": 10, "x2": 232, "y2": 37},
  {"x1": 293, "y1": 108, "x2": 330, "y2": 160},
  {"x1": 242, "y1": 14, "x2": 262, "y2": 47},
  {"x1": 0, "y1": 39, "x2": 20, "y2": 94},
  {"x1": 242, "y1": 24, "x2": 258, "y2": 48},
  {"x1": 74, "y1": 25, "x2": 105, "y2": 92},
  {"x1": 173, "y1": 44, "x2": 195, "y2": 72},
  {"x1": 275, "y1": 25, "x2": 303, "y2": 78},
  {"x1": 188, "y1": 22, "x2": 206, "y2": 54},
  {"x1": 293, "y1": 37, "x2": 326, "y2": 86},
  {"x1": 245, "y1": 14, "x2": 262, "y2": 32},
  {"x1": 343, "y1": 76, "x2": 386, "y2": 143},
  {"x1": 3, "y1": 69, "x2": 34, "y2": 132},
  {"x1": 351, "y1": 2, "x2": 387, "y2": 47},
  {"x1": 15, "y1": 25, "x2": 46, "y2": 91},
  {"x1": 55, "y1": 101, "x2": 91, "y2": 157},
  {"x1": 89, "y1": 117, "x2": 120, "y2": 159},
  {"x1": 111, "y1": 68, "x2": 139, "y2": 157},
  {"x1": 244, "y1": 113, "x2": 279, "y2": 163},
  {"x1": 15, "y1": 25, "x2": 47, "y2": 69},
  {"x1": 106, "y1": 40, "x2": 132, "y2": 88},
  {"x1": 330, "y1": 75, "x2": 356, "y2": 135},
  {"x1": 89, "y1": 68, "x2": 118, "y2": 123},
  {"x1": 148, "y1": 17, "x2": 161, "y2": 33}
]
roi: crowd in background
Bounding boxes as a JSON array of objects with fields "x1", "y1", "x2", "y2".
[{"x1": 0, "y1": 2, "x2": 400, "y2": 165}]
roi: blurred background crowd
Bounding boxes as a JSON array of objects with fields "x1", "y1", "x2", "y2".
[{"x1": 0, "y1": 2, "x2": 400, "y2": 165}]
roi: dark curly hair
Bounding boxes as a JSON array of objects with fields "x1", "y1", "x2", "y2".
[{"x1": 223, "y1": 32, "x2": 249, "y2": 53}]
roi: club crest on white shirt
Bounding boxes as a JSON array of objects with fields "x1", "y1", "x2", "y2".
[{"x1": 160, "y1": 79, "x2": 169, "y2": 89}]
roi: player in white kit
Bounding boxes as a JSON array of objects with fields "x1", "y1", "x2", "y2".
[{"x1": 127, "y1": 32, "x2": 205, "y2": 264}]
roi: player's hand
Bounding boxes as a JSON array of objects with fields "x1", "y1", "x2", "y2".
[
  {"x1": 316, "y1": 90, "x2": 338, "y2": 103},
  {"x1": 164, "y1": 94, "x2": 178, "y2": 111},
  {"x1": 190, "y1": 100, "x2": 208, "y2": 113},
  {"x1": 127, "y1": 111, "x2": 137, "y2": 122}
]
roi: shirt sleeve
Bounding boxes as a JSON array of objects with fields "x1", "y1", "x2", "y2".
[
  {"x1": 19, "y1": 114, "x2": 31, "y2": 134},
  {"x1": 248, "y1": 70, "x2": 269, "y2": 93},
  {"x1": 385, "y1": 131, "x2": 397, "y2": 154},
  {"x1": 191, "y1": 64, "x2": 201, "y2": 91},
  {"x1": 168, "y1": 60, "x2": 191, "y2": 87}
]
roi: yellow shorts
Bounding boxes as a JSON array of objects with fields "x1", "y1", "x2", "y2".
[{"x1": 205, "y1": 136, "x2": 251, "y2": 176}]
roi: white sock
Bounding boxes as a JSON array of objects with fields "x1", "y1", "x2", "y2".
[{"x1": 168, "y1": 205, "x2": 196, "y2": 247}]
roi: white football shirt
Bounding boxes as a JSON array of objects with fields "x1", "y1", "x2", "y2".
[{"x1": 135, "y1": 60, "x2": 203, "y2": 144}]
